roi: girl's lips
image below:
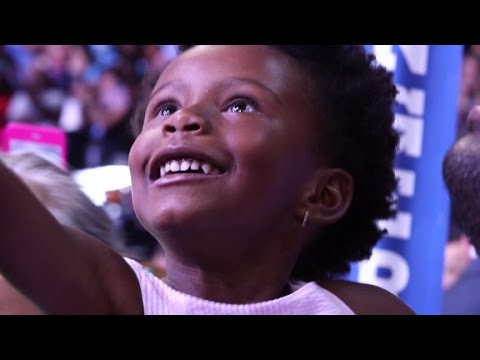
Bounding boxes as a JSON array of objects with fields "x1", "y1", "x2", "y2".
[{"x1": 150, "y1": 171, "x2": 227, "y2": 187}]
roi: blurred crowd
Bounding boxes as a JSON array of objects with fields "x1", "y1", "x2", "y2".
[{"x1": 0, "y1": 45, "x2": 176, "y2": 169}]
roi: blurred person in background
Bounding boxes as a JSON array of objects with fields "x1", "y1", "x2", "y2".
[
  {"x1": 58, "y1": 46, "x2": 97, "y2": 169},
  {"x1": 0, "y1": 46, "x2": 16, "y2": 128},
  {"x1": 457, "y1": 49, "x2": 480, "y2": 138},
  {"x1": 442, "y1": 105, "x2": 480, "y2": 314},
  {"x1": 4, "y1": 45, "x2": 42, "y2": 88},
  {"x1": 443, "y1": 221, "x2": 472, "y2": 291},
  {"x1": 82, "y1": 67, "x2": 134, "y2": 168},
  {"x1": 5, "y1": 46, "x2": 69, "y2": 126}
]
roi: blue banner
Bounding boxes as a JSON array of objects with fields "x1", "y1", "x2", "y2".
[{"x1": 349, "y1": 45, "x2": 463, "y2": 314}]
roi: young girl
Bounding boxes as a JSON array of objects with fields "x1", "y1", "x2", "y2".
[{"x1": 0, "y1": 45, "x2": 414, "y2": 314}]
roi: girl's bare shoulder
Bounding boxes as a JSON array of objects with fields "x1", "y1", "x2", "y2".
[{"x1": 318, "y1": 279, "x2": 416, "y2": 315}]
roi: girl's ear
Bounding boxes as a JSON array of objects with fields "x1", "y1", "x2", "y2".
[{"x1": 296, "y1": 168, "x2": 353, "y2": 227}]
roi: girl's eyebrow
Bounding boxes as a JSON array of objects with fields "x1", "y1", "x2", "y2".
[
  {"x1": 149, "y1": 80, "x2": 187, "y2": 101},
  {"x1": 149, "y1": 77, "x2": 282, "y2": 105},
  {"x1": 216, "y1": 77, "x2": 282, "y2": 105}
]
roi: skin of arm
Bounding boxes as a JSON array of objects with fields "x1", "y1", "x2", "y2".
[{"x1": 0, "y1": 275, "x2": 41, "y2": 314}]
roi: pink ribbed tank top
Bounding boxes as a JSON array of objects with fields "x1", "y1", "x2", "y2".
[{"x1": 124, "y1": 258, "x2": 355, "y2": 315}]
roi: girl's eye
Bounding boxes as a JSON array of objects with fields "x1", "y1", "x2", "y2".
[
  {"x1": 158, "y1": 104, "x2": 178, "y2": 116},
  {"x1": 150, "y1": 101, "x2": 178, "y2": 118},
  {"x1": 226, "y1": 99, "x2": 258, "y2": 114}
]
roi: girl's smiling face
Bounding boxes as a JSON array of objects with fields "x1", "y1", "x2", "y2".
[{"x1": 129, "y1": 45, "x2": 322, "y2": 257}]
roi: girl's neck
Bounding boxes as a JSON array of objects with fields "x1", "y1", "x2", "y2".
[{"x1": 163, "y1": 255, "x2": 294, "y2": 304}]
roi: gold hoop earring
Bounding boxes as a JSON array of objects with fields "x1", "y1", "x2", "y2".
[{"x1": 301, "y1": 211, "x2": 309, "y2": 228}]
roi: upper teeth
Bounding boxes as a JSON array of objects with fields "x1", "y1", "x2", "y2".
[{"x1": 160, "y1": 158, "x2": 220, "y2": 178}]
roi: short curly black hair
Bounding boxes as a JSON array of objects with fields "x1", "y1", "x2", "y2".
[
  {"x1": 130, "y1": 45, "x2": 399, "y2": 281},
  {"x1": 443, "y1": 135, "x2": 480, "y2": 252}
]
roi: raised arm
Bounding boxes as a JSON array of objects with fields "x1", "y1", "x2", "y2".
[{"x1": 0, "y1": 161, "x2": 143, "y2": 314}]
